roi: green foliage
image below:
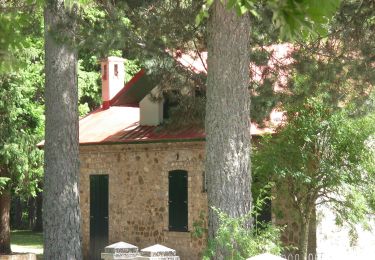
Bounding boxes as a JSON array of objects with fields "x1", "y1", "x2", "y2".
[
  {"x1": 77, "y1": 57, "x2": 101, "y2": 114},
  {"x1": 0, "y1": 1, "x2": 44, "y2": 71},
  {"x1": 0, "y1": 47, "x2": 45, "y2": 197},
  {"x1": 269, "y1": 0, "x2": 341, "y2": 39},
  {"x1": 192, "y1": 210, "x2": 207, "y2": 238},
  {"x1": 0, "y1": 2, "x2": 45, "y2": 196},
  {"x1": 192, "y1": 187, "x2": 284, "y2": 260},
  {"x1": 202, "y1": 207, "x2": 283, "y2": 260},
  {"x1": 0, "y1": 178, "x2": 11, "y2": 193},
  {"x1": 197, "y1": 0, "x2": 341, "y2": 39},
  {"x1": 253, "y1": 97, "x2": 375, "y2": 230}
]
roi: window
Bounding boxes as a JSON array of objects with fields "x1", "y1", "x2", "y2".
[
  {"x1": 102, "y1": 65, "x2": 107, "y2": 80},
  {"x1": 114, "y1": 64, "x2": 119, "y2": 77},
  {"x1": 257, "y1": 197, "x2": 272, "y2": 223},
  {"x1": 202, "y1": 171, "x2": 207, "y2": 193},
  {"x1": 168, "y1": 170, "x2": 188, "y2": 232}
]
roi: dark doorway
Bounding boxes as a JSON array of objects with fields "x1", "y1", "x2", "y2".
[
  {"x1": 90, "y1": 175, "x2": 109, "y2": 260},
  {"x1": 168, "y1": 170, "x2": 188, "y2": 232}
]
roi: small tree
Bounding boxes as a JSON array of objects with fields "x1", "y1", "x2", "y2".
[{"x1": 253, "y1": 97, "x2": 375, "y2": 259}]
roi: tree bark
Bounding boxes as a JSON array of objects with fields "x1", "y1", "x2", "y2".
[
  {"x1": 33, "y1": 187, "x2": 43, "y2": 232},
  {"x1": 28, "y1": 196, "x2": 36, "y2": 230},
  {"x1": 11, "y1": 196, "x2": 23, "y2": 229},
  {"x1": 299, "y1": 214, "x2": 311, "y2": 260},
  {"x1": 206, "y1": 0, "x2": 251, "y2": 258},
  {"x1": 0, "y1": 168, "x2": 11, "y2": 254},
  {"x1": 44, "y1": 1, "x2": 82, "y2": 259}
]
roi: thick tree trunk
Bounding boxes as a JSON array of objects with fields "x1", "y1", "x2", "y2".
[
  {"x1": 44, "y1": 1, "x2": 82, "y2": 259},
  {"x1": 206, "y1": 0, "x2": 251, "y2": 258},
  {"x1": 0, "y1": 169, "x2": 11, "y2": 254}
]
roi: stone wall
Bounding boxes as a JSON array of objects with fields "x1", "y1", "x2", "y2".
[
  {"x1": 272, "y1": 185, "x2": 317, "y2": 255},
  {"x1": 79, "y1": 141, "x2": 207, "y2": 260},
  {"x1": 79, "y1": 140, "x2": 319, "y2": 260}
]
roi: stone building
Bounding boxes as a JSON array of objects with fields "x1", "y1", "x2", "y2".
[
  {"x1": 77, "y1": 56, "x2": 286, "y2": 260},
  {"x1": 78, "y1": 56, "x2": 206, "y2": 260}
]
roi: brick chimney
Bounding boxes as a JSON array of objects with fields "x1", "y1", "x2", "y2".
[{"x1": 101, "y1": 56, "x2": 125, "y2": 109}]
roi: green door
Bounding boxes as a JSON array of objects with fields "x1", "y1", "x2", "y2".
[
  {"x1": 90, "y1": 175, "x2": 109, "y2": 260},
  {"x1": 169, "y1": 170, "x2": 188, "y2": 231}
]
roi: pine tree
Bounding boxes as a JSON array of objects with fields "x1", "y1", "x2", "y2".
[
  {"x1": 43, "y1": 0, "x2": 82, "y2": 258},
  {"x1": 205, "y1": 1, "x2": 252, "y2": 258}
]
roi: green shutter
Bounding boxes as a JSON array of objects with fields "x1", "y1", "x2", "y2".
[
  {"x1": 90, "y1": 175, "x2": 109, "y2": 260},
  {"x1": 169, "y1": 170, "x2": 188, "y2": 231}
]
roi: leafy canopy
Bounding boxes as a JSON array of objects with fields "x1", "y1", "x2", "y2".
[
  {"x1": 253, "y1": 97, "x2": 375, "y2": 227},
  {"x1": 197, "y1": 0, "x2": 341, "y2": 39}
]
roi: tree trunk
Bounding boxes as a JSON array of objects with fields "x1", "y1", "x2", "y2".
[
  {"x1": 206, "y1": 0, "x2": 251, "y2": 258},
  {"x1": 11, "y1": 196, "x2": 23, "y2": 229},
  {"x1": 33, "y1": 188, "x2": 43, "y2": 232},
  {"x1": 0, "y1": 169, "x2": 11, "y2": 254},
  {"x1": 299, "y1": 216, "x2": 311, "y2": 260},
  {"x1": 44, "y1": 1, "x2": 82, "y2": 259},
  {"x1": 28, "y1": 196, "x2": 36, "y2": 230}
]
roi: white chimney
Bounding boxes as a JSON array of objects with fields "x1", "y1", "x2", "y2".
[
  {"x1": 101, "y1": 56, "x2": 125, "y2": 109},
  {"x1": 140, "y1": 87, "x2": 163, "y2": 126}
]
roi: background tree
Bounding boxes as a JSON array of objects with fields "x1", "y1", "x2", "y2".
[
  {"x1": 253, "y1": 97, "x2": 375, "y2": 259},
  {"x1": 0, "y1": 67, "x2": 44, "y2": 254},
  {"x1": 250, "y1": 2, "x2": 375, "y2": 258},
  {"x1": 43, "y1": 0, "x2": 82, "y2": 258},
  {"x1": 0, "y1": 1, "x2": 45, "y2": 253}
]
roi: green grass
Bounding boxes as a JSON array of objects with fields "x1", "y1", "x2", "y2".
[{"x1": 10, "y1": 230, "x2": 43, "y2": 258}]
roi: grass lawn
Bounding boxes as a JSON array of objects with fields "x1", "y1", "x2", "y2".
[{"x1": 10, "y1": 230, "x2": 43, "y2": 258}]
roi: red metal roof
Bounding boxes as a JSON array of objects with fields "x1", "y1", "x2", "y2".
[
  {"x1": 38, "y1": 47, "x2": 288, "y2": 147},
  {"x1": 76, "y1": 105, "x2": 278, "y2": 145},
  {"x1": 78, "y1": 106, "x2": 205, "y2": 144},
  {"x1": 174, "y1": 44, "x2": 294, "y2": 92},
  {"x1": 76, "y1": 47, "x2": 288, "y2": 145}
]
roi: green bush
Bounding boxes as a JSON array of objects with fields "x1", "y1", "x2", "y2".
[{"x1": 202, "y1": 207, "x2": 284, "y2": 260}]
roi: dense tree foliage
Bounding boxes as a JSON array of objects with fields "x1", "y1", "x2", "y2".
[
  {"x1": 251, "y1": 1, "x2": 375, "y2": 258},
  {"x1": 0, "y1": 2, "x2": 45, "y2": 251},
  {"x1": 253, "y1": 98, "x2": 375, "y2": 258}
]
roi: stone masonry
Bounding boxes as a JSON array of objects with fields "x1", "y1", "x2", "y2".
[
  {"x1": 79, "y1": 142, "x2": 207, "y2": 260},
  {"x1": 79, "y1": 141, "x2": 316, "y2": 260}
]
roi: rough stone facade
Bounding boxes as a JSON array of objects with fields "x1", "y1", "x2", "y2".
[
  {"x1": 79, "y1": 141, "x2": 317, "y2": 260},
  {"x1": 79, "y1": 141, "x2": 207, "y2": 260},
  {"x1": 272, "y1": 189, "x2": 317, "y2": 255}
]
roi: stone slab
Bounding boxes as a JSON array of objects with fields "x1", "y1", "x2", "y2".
[
  {"x1": 101, "y1": 252, "x2": 139, "y2": 260},
  {"x1": 140, "y1": 244, "x2": 176, "y2": 257},
  {"x1": 0, "y1": 254, "x2": 36, "y2": 260},
  {"x1": 104, "y1": 241, "x2": 139, "y2": 254},
  {"x1": 101, "y1": 241, "x2": 140, "y2": 259},
  {"x1": 136, "y1": 257, "x2": 180, "y2": 260},
  {"x1": 246, "y1": 253, "x2": 286, "y2": 260}
]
